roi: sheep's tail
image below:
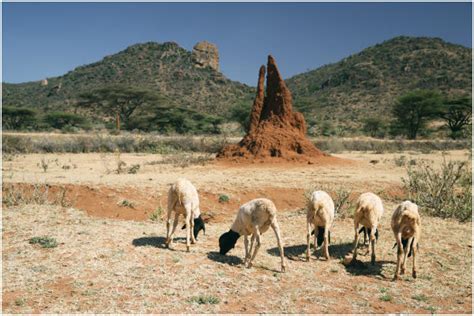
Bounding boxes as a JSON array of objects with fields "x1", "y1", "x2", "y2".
[
  {"x1": 167, "y1": 187, "x2": 178, "y2": 215},
  {"x1": 358, "y1": 206, "x2": 378, "y2": 241}
]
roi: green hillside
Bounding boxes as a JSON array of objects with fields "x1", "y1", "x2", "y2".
[
  {"x1": 287, "y1": 36, "x2": 471, "y2": 134},
  {"x1": 3, "y1": 36, "x2": 471, "y2": 136},
  {"x1": 3, "y1": 42, "x2": 254, "y2": 115}
]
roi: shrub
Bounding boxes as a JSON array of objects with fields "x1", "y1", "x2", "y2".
[
  {"x1": 402, "y1": 159, "x2": 472, "y2": 221},
  {"x1": 149, "y1": 207, "x2": 163, "y2": 222},
  {"x1": 218, "y1": 194, "x2": 230, "y2": 203},
  {"x1": 29, "y1": 236, "x2": 58, "y2": 248},
  {"x1": 188, "y1": 295, "x2": 220, "y2": 305}
]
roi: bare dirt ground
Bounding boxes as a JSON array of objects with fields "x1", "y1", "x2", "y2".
[{"x1": 2, "y1": 149, "x2": 472, "y2": 313}]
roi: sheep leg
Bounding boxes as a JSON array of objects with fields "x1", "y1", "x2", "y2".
[
  {"x1": 324, "y1": 226, "x2": 330, "y2": 260},
  {"x1": 363, "y1": 227, "x2": 367, "y2": 246},
  {"x1": 314, "y1": 229, "x2": 319, "y2": 259},
  {"x1": 306, "y1": 221, "x2": 312, "y2": 261},
  {"x1": 185, "y1": 212, "x2": 192, "y2": 252},
  {"x1": 412, "y1": 237, "x2": 418, "y2": 279},
  {"x1": 401, "y1": 237, "x2": 412, "y2": 275},
  {"x1": 352, "y1": 223, "x2": 360, "y2": 261},
  {"x1": 246, "y1": 234, "x2": 255, "y2": 268},
  {"x1": 370, "y1": 226, "x2": 377, "y2": 265},
  {"x1": 190, "y1": 215, "x2": 196, "y2": 244},
  {"x1": 394, "y1": 233, "x2": 403, "y2": 281},
  {"x1": 247, "y1": 226, "x2": 261, "y2": 269},
  {"x1": 166, "y1": 213, "x2": 179, "y2": 248},
  {"x1": 271, "y1": 220, "x2": 286, "y2": 272},
  {"x1": 244, "y1": 234, "x2": 250, "y2": 263}
]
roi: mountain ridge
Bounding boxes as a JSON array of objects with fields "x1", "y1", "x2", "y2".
[{"x1": 3, "y1": 36, "x2": 471, "y2": 134}]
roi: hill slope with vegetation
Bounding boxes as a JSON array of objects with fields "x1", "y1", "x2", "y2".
[
  {"x1": 286, "y1": 36, "x2": 471, "y2": 135},
  {"x1": 3, "y1": 36, "x2": 471, "y2": 136},
  {"x1": 3, "y1": 42, "x2": 254, "y2": 115}
]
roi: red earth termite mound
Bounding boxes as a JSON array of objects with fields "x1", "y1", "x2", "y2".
[{"x1": 218, "y1": 55, "x2": 328, "y2": 163}]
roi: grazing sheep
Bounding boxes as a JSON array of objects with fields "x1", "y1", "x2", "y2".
[
  {"x1": 391, "y1": 200, "x2": 421, "y2": 280},
  {"x1": 306, "y1": 191, "x2": 335, "y2": 261},
  {"x1": 351, "y1": 192, "x2": 384, "y2": 264},
  {"x1": 218, "y1": 198, "x2": 286, "y2": 272},
  {"x1": 165, "y1": 178, "x2": 205, "y2": 252}
]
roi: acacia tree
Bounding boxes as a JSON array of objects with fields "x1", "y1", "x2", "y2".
[
  {"x1": 2, "y1": 106, "x2": 37, "y2": 130},
  {"x1": 440, "y1": 96, "x2": 472, "y2": 139},
  {"x1": 392, "y1": 90, "x2": 442, "y2": 139},
  {"x1": 77, "y1": 85, "x2": 166, "y2": 130}
]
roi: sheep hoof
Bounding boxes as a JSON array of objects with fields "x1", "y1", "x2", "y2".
[
  {"x1": 412, "y1": 271, "x2": 417, "y2": 279},
  {"x1": 281, "y1": 265, "x2": 286, "y2": 273},
  {"x1": 400, "y1": 268, "x2": 405, "y2": 275},
  {"x1": 245, "y1": 262, "x2": 252, "y2": 269},
  {"x1": 186, "y1": 246, "x2": 190, "y2": 252},
  {"x1": 392, "y1": 275, "x2": 399, "y2": 281}
]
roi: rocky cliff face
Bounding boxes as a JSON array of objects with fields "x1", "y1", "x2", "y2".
[{"x1": 192, "y1": 41, "x2": 220, "y2": 71}]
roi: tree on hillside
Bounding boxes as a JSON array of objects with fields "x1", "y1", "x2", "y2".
[
  {"x1": 392, "y1": 90, "x2": 442, "y2": 139},
  {"x1": 363, "y1": 117, "x2": 385, "y2": 138},
  {"x1": 2, "y1": 106, "x2": 37, "y2": 130},
  {"x1": 77, "y1": 86, "x2": 168, "y2": 130},
  {"x1": 440, "y1": 96, "x2": 472, "y2": 139},
  {"x1": 43, "y1": 112, "x2": 88, "y2": 130},
  {"x1": 229, "y1": 101, "x2": 251, "y2": 132}
]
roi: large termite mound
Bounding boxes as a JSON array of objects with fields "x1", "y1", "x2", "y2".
[{"x1": 218, "y1": 55, "x2": 327, "y2": 162}]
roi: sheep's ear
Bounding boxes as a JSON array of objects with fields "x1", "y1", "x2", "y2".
[{"x1": 181, "y1": 224, "x2": 186, "y2": 230}]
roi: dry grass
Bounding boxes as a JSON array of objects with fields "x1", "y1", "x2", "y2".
[
  {"x1": 2, "y1": 202, "x2": 471, "y2": 313},
  {"x1": 2, "y1": 147, "x2": 471, "y2": 313}
]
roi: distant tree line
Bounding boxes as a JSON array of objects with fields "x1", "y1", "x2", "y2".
[{"x1": 3, "y1": 86, "x2": 471, "y2": 139}]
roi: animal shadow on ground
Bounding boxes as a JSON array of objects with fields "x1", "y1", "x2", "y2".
[
  {"x1": 132, "y1": 236, "x2": 167, "y2": 248},
  {"x1": 267, "y1": 242, "x2": 354, "y2": 261},
  {"x1": 207, "y1": 251, "x2": 243, "y2": 266},
  {"x1": 344, "y1": 259, "x2": 393, "y2": 279},
  {"x1": 132, "y1": 236, "x2": 186, "y2": 249}
]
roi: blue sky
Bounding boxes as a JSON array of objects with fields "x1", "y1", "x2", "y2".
[{"x1": 3, "y1": 2, "x2": 472, "y2": 86}]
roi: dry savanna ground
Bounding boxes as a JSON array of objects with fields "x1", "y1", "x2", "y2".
[{"x1": 2, "y1": 146, "x2": 472, "y2": 313}]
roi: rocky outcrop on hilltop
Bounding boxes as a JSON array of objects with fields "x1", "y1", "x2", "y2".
[
  {"x1": 218, "y1": 55, "x2": 326, "y2": 162},
  {"x1": 192, "y1": 41, "x2": 220, "y2": 71}
]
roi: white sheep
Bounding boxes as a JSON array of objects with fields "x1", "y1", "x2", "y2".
[
  {"x1": 351, "y1": 192, "x2": 384, "y2": 264},
  {"x1": 306, "y1": 190, "x2": 335, "y2": 261},
  {"x1": 165, "y1": 178, "x2": 205, "y2": 252},
  {"x1": 391, "y1": 200, "x2": 421, "y2": 280},
  {"x1": 218, "y1": 198, "x2": 286, "y2": 272}
]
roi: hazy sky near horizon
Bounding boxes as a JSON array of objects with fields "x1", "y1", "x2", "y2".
[{"x1": 3, "y1": 2, "x2": 472, "y2": 86}]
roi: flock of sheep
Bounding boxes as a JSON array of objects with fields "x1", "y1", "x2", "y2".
[{"x1": 165, "y1": 178, "x2": 421, "y2": 281}]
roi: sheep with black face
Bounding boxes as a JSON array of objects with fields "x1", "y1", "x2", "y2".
[
  {"x1": 351, "y1": 192, "x2": 384, "y2": 264},
  {"x1": 218, "y1": 198, "x2": 286, "y2": 272},
  {"x1": 165, "y1": 178, "x2": 205, "y2": 252},
  {"x1": 306, "y1": 190, "x2": 335, "y2": 261},
  {"x1": 391, "y1": 200, "x2": 421, "y2": 280}
]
